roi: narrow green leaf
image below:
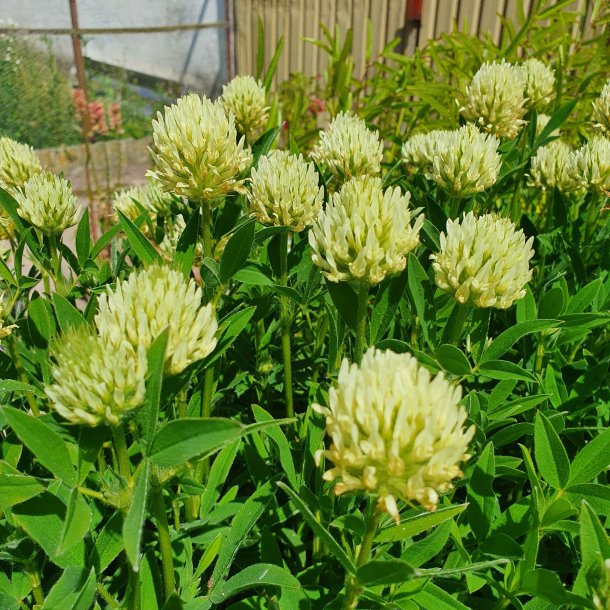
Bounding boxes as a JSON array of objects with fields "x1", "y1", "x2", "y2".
[
  {"x1": 0, "y1": 406, "x2": 76, "y2": 486},
  {"x1": 262, "y1": 37, "x2": 285, "y2": 92},
  {"x1": 357, "y1": 559, "x2": 416, "y2": 587},
  {"x1": 407, "y1": 253, "x2": 433, "y2": 345},
  {"x1": 0, "y1": 380, "x2": 45, "y2": 397},
  {"x1": 375, "y1": 504, "x2": 467, "y2": 543},
  {"x1": 568, "y1": 427, "x2": 610, "y2": 486},
  {"x1": 199, "y1": 441, "x2": 241, "y2": 518},
  {"x1": 205, "y1": 306, "x2": 256, "y2": 367},
  {"x1": 325, "y1": 280, "x2": 358, "y2": 329},
  {"x1": 139, "y1": 330, "x2": 169, "y2": 456},
  {"x1": 370, "y1": 271, "x2": 408, "y2": 343},
  {"x1": 436, "y1": 344, "x2": 471, "y2": 375},
  {"x1": 467, "y1": 443, "x2": 497, "y2": 540},
  {"x1": 91, "y1": 511, "x2": 124, "y2": 573},
  {"x1": 28, "y1": 297, "x2": 53, "y2": 343},
  {"x1": 58, "y1": 487, "x2": 91, "y2": 555},
  {"x1": 90, "y1": 223, "x2": 122, "y2": 259},
  {"x1": 149, "y1": 418, "x2": 243, "y2": 468},
  {"x1": 174, "y1": 208, "x2": 200, "y2": 277},
  {"x1": 413, "y1": 582, "x2": 471, "y2": 609},
  {"x1": 209, "y1": 564, "x2": 300, "y2": 603},
  {"x1": 479, "y1": 320, "x2": 559, "y2": 364},
  {"x1": 117, "y1": 210, "x2": 162, "y2": 265},
  {"x1": 41, "y1": 566, "x2": 96, "y2": 610},
  {"x1": 75, "y1": 208, "x2": 91, "y2": 266},
  {"x1": 277, "y1": 481, "x2": 356, "y2": 575},
  {"x1": 477, "y1": 360, "x2": 536, "y2": 382},
  {"x1": 219, "y1": 220, "x2": 256, "y2": 284},
  {"x1": 534, "y1": 412, "x2": 570, "y2": 489},
  {"x1": 52, "y1": 294, "x2": 86, "y2": 332},
  {"x1": 123, "y1": 459, "x2": 151, "y2": 570},
  {"x1": 521, "y1": 569, "x2": 593, "y2": 607},
  {"x1": 0, "y1": 474, "x2": 46, "y2": 508}
]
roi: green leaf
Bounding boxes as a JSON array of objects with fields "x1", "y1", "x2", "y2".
[
  {"x1": 0, "y1": 474, "x2": 46, "y2": 508},
  {"x1": 233, "y1": 263, "x2": 274, "y2": 286},
  {"x1": 568, "y1": 279, "x2": 602, "y2": 313},
  {"x1": 205, "y1": 306, "x2": 256, "y2": 367},
  {"x1": 252, "y1": 126, "x2": 281, "y2": 163},
  {"x1": 262, "y1": 36, "x2": 285, "y2": 92},
  {"x1": 375, "y1": 504, "x2": 467, "y2": 543},
  {"x1": 52, "y1": 294, "x2": 86, "y2": 332},
  {"x1": 357, "y1": 559, "x2": 416, "y2": 587},
  {"x1": 477, "y1": 360, "x2": 536, "y2": 382},
  {"x1": 579, "y1": 502, "x2": 610, "y2": 573},
  {"x1": 0, "y1": 406, "x2": 76, "y2": 486},
  {"x1": 123, "y1": 459, "x2": 151, "y2": 570},
  {"x1": 174, "y1": 208, "x2": 200, "y2": 277},
  {"x1": 370, "y1": 271, "x2": 408, "y2": 343},
  {"x1": 521, "y1": 569, "x2": 594, "y2": 607},
  {"x1": 209, "y1": 564, "x2": 300, "y2": 603},
  {"x1": 467, "y1": 443, "x2": 497, "y2": 540},
  {"x1": 117, "y1": 210, "x2": 162, "y2": 266},
  {"x1": 28, "y1": 297, "x2": 53, "y2": 343},
  {"x1": 539, "y1": 287, "x2": 565, "y2": 319},
  {"x1": 210, "y1": 478, "x2": 276, "y2": 585},
  {"x1": 75, "y1": 209, "x2": 91, "y2": 266},
  {"x1": 58, "y1": 487, "x2": 91, "y2": 555},
  {"x1": 90, "y1": 223, "x2": 122, "y2": 259},
  {"x1": 0, "y1": 254, "x2": 16, "y2": 286},
  {"x1": 139, "y1": 330, "x2": 169, "y2": 456},
  {"x1": 92, "y1": 511, "x2": 124, "y2": 573},
  {"x1": 412, "y1": 582, "x2": 471, "y2": 609},
  {"x1": 534, "y1": 100, "x2": 577, "y2": 147},
  {"x1": 252, "y1": 405, "x2": 298, "y2": 489},
  {"x1": 149, "y1": 418, "x2": 243, "y2": 468},
  {"x1": 277, "y1": 482, "x2": 356, "y2": 575},
  {"x1": 407, "y1": 253, "x2": 433, "y2": 345},
  {"x1": 568, "y1": 427, "x2": 610, "y2": 486},
  {"x1": 436, "y1": 344, "x2": 471, "y2": 375},
  {"x1": 0, "y1": 380, "x2": 45, "y2": 397},
  {"x1": 479, "y1": 320, "x2": 559, "y2": 364},
  {"x1": 41, "y1": 566, "x2": 96, "y2": 610},
  {"x1": 219, "y1": 220, "x2": 256, "y2": 284},
  {"x1": 199, "y1": 441, "x2": 241, "y2": 518},
  {"x1": 534, "y1": 411, "x2": 570, "y2": 489},
  {"x1": 325, "y1": 280, "x2": 358, "y2": 329}
]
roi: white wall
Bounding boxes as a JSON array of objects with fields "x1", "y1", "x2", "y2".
[{"x1": 0, "y1": 0, "x2": 227, "y2": 93}]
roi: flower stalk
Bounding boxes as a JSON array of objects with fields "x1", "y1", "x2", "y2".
[{"x1": 279, "y1": 230, "x2": 294, "y2": 419}]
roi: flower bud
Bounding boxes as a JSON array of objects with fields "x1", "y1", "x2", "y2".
[
  {"x1": 593, "y1": 79, "x2": 610, "y2": 134},
  {"x1": 575, "y1": 136, "x2": 610, "y2": 194},
  {"x1": 220, "y1": 75, "x2": 269, "y2": 141},
  {"x1": 527, "y1": 141, "x2": 580, "y2": 193},
  {"x1": 522, "y1": 58, "x2": 555, "y2": 111},
  {"x1": 0, "y1": 136, "x2": 42, "y2": 191}
]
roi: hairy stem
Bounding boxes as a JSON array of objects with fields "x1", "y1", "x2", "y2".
[
  {"x1": 354, "y1": 283, "x2": 369, "y2": 364},
  {"x1": 151, "y1": 483, "x2": 176, "y2": 600},
  {"x1": 279, "y1": 231, "x2": 294, "y2": 418}
]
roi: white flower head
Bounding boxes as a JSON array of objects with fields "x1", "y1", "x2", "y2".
[
  {"x1": 401, "y1": 129, "x2": 451, "y2": 170},
  {"x1": 460, "y1": 60, "x2": 527, "y2": 139},
  {"x1": 248, "y1": 150, "x2": 324, "y2": 232},
  {"x1": 309, "y1": 176, "x2": 423, "y2": 285},
  {"x1": 45, "y1": 325, "x2": 147, "y2": 426},
  {"x1": 426, "y1": 124, "x2": 501, "y2": 198},
  {"x1": 0, "y1": 136, "x2": 42, "y2": 191},
  {"x1": 314, "y1": 348, "x2": 474, "y2": 522},
  {"x1": 95, "y1": 265, "x2": 218, "y2": 375},
  {"x1": 148, "y1": 93, "x2": 252, "y2": 203},
  {"x1": 527, "y1": 141, "x2": 581, "y2": 193},
  {"x1": 522, "y1": 58, "x2": 555, "y2": 111},
  {"x1": 311, "y1": 112, "x2": 383, "y2": 187},
  {"x1": 220, "y1": 75, "x2": 269, "y2": 140},
  {"x1": 15, "y1": 172, "x2": 79, "y2": 235},
  {"x1": 575, "y1": 136, "x2": 610, "y2": 194},
  {"x1": 593, "y1": 79, "x2": 610, "y2": 134},
  {"x1": 431, "y1": 212, "x2": 535, "y2": 309}
]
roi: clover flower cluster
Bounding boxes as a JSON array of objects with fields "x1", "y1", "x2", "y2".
[
  {"x1": 575, "y1": 135, "x2": 610, "y2": 194},
  {"x1": 309, "y1": 176, "x2": 423, "y2": 285},
  {"x1": 593, "y1": 79, "x2": 610, "y2": 134},
  {"x1": 220, "y1": 75, "x2": 269, "y2": 141},
  {"x1": 528, "y1": 141, "x2": 580, "y2": 193},
  {"x1": 460, "y1": 60, "x2": 527, "y2": 139},
  {"x1": 96, "y1": 265, "x2": 218, "y2": 376},
  {"x1": 148, "y1": 93, "x2": 252, "y2": 203},
  {"x1": 401, "y1": 130, "x2": 450, "y2": 169},
  {"x1": 431, "y1": 212, "x2": 535, "y2": 309},
  {"x1": 15, "y1": 172, "x2": 79, "y2": 235},
  {"x1": 0, "y1": 136, "x2": 42, "y2": 191},
  {"x1": 0, "y1": 291, "x2": 16, "y2": 340},
  {"x1": 522, "y1": 58, "x2": 556, "y2": 111},
  {"x1": 314, "y1": 348, "x2": 474, "y2": 522},
  {"x1": 311, "y1": 113, "x2": 383, "y2": 187},
  {"x1": 248, "y1": 150, "x2": 324, "y2": 232}
]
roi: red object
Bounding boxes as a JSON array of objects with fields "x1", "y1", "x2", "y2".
[
  {"x1": 108, "y1": 102, "x2": 123, "y2": 132},
  {"x1": 407, "y1": 0, "x2": 422, "y2": 22}
]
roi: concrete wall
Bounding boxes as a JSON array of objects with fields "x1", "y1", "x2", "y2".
[{"x1": 0, "y1": 0, "x2": 228, "y2": 94}]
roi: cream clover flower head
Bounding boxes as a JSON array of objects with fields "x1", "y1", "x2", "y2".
[
  {"x1": 593, "y1": 79, "x2": 610, "y2": 134},
  {"x1": 0, "y1": 136, "x2": 42, "y2": 191},
  {"x1": 314, "y1": 348, "x2": 474, "y2": 522},
  {"x1": 426, "y1": 124, "x2": 501, "y2": 198},
  {"x1": 309, "y1": 176, "x2": 423, "y2": 285},
  {"x1": 45, "y1": 325, "x2": 147, "y2": 426},
  {"x1": 401, "y1": 129, "x2": 451, "y2": 170},
  {"x1": 0, "y1": 291, "x2": 17, "y2": 340},
  {"x1": 431, "y1": 212, "x2": 534, "y2": 309},
  {"x1": 460, "y1": 60, "x2": 527, "y2": 139},
  {"x1": 248, "y1": 150, "x2": 324, "y2": 232},
  {"x1": 575, "y1": 135, "x2": 610, "y2": 194},
  {"x1": 220, "y1": 75, "x2": 269, "y2": 141},
  {"x1": 148, "y1": 93, "x2": 252, "y2": 203},
  {"x1": 527, "y1": 141, "x2": 580, "y2": 193},
  {"x1": 310, "y1": 112, "x2": 383, "y2": 187},
  {"x1": 15, "y1": 172, "x2": 79, "y2": 235},
  {"x1": 95, "y1": 265, "x2": 218, "y2": 375},
  {"x1": 522, "y1": 58, "x2": 555, "y2": 111},
  {"x1": 113, "y1": 185, "x2": 152, "y2": 223}
]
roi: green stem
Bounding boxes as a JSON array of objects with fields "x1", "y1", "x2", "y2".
[
  {"x1": 341, "y1": 501, "x2": 381, "y2": 610},
  {"x1": 96, "y1": 582, "x2": 120, "y2": 608},
  {"x1": 443, "y1": 301, "x2": 471, "y2": 345},
  {"x1": 129, "y1": 569, "x2": 141, "y2": 610},
  {"x1": 6, "y1": 334, "x2": 39, "y2": 416},
  {"x1": 354, "y1": 283, "x2": 369, "y2": 364},
  {"x1": 201, "y1": 200, "x2": 213, "y2": 259},
  {"x1": 194, "y1": 366, "x2": 216, "y2": 487},
  {"x1": 151, "y1": 484, "x2": 176, "y2": 600},
  {"x1": 583, "y1": 191, "x2": 599, "y2": 244},
  {"x1": 26, "y1": 566, "x2": 44, "y2": 607},
  {"x1": 112, "y1": 425, "x2": 130, "y2": 479},
  {"x1": 279, "y1": 231, "x2": 294, "y2": 418},
  {"x1": 449, "y1": 196, "x2": 461, "y2": 219},
  {"x1": 534, "y1": 336, "x2": 545, "y2": 376}
]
